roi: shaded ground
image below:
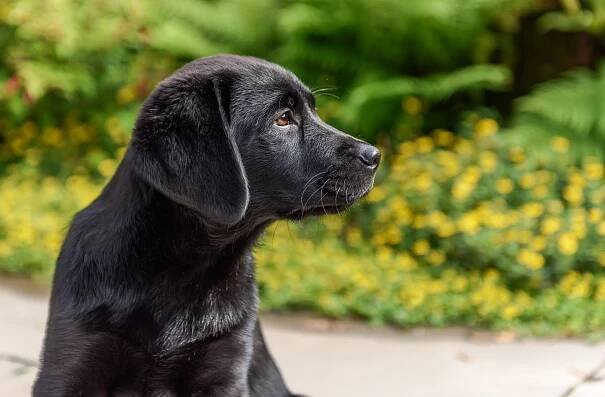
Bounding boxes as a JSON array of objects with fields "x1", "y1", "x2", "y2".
[{"x1": 0, "y1": 277, "x2": 603, "y2": 397}]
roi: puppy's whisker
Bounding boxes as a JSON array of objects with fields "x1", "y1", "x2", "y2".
[
  {"x1": 300, "y1": 174, "x2": 325, "y2": 219},
  {"x1": 319, "y1": 179, "x2": 331, "y2": 216},
  {"x1": 299, "y1": 171, "x2": 326, "y2": 218},
  {"x1": 334, "y1": 181, "x2": 342, "y2": 214},
  {"x1": 314, "y1": 92, "x2": 340, "y2": 99},
  {"x1": 271, "y1": 222, "x2": 279, "y2": 248},
  {"x1": 302, "y1": 183, "x2": 327, "y2": 215},
  {"x1": 344, "y1": 184, "x2": 350, "y2": 205},
  {"x1": 311, "y1": 86, "x2": 338, "y2": 94}
]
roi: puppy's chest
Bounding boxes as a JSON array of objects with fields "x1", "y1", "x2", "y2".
[
  {"x1": 155, "y1": 283, "x2": 259, "y2": 351},
  {"x1": 97, "y1": 287, "x2": 257, "y2": 395},
  {"x1": 148, "y1": 253, "x2": 259, "y2": 350},
  {"x1": 104, "y1": 318, "x2": 255, "y2": 396}
]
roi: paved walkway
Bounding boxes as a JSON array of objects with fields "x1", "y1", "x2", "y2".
[{"x1": 1, "y1": 277, "x2": 604, "y2": 397}]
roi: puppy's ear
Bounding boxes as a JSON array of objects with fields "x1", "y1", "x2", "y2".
[{"x1": 130, "y1": 75, "x2": 249, "y2": 225}]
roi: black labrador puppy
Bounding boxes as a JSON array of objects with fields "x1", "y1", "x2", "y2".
[{"x1": 34, "y1": 55, "x2": 380, "y2": 397}]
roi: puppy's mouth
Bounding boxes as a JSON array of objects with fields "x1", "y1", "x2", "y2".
[{"x1": 284, "y1": 177, "x2": 374, "y2": 220}]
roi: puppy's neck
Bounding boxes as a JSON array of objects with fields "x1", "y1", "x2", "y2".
[{"x1": 98, "y1": 158, "x2": 269, "y2": 265}]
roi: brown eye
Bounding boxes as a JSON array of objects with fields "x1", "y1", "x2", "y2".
[{"x1": 275, "y1": 112, "x2": 291, "y2": 127}]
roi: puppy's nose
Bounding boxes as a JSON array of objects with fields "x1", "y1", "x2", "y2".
[{"x1": 357, "y1": 144, "x2": 381, "y2": 170}]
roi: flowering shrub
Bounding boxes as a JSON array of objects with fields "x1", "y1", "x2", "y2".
[
  {"x1": 362, "y1": 121, "x2": 605, "y2": 287},
  {"x1": 257, "y1": 120, "x2": 605, "y2": 336},
  {"x1": 1, "y1": 120, "x2": 605, "y2": 335}
]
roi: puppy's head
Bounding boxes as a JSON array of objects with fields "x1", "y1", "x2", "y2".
[{"x1": 130, "y1": 55, "x2": 380, "y2": 225}]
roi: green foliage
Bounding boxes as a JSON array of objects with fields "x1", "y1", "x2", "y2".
[
  {"x1": 256, "y1": 128, "x2": 605, "y2": 336},
  {"x1": 511, "y1": 63, "x2": 605, "y2": 159},
  {"x1": 0, "y1": 0, "x2": 518, "y2": 166},
  {"x1": 1, "y1": 0, "x2": 605, "y2": 336},
  {"x1": 538, "y1": 0, "x2": 605, "y2": 34},
  {"x1": 2, "y1": 129, "x2": 605, "y2": 336},
  {"x1": 344, "y1": 65, "x2": 511, "y2": 139},
  {"x1": 273, "y1": 0, "x2": 518, "y2": 138}
]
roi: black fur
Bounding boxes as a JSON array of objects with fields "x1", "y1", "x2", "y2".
[{"x1": 34, "y1": 55, "x2": 380, "y2": 397}]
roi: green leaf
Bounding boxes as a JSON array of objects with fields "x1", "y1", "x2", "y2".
[{"x1": 344, "y1": 64, "x2": 511, "y2": 120}]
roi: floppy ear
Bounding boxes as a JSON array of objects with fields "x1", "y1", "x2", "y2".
[{"x1": 130, "y1": 75, "x2": 249, "y2": 225}]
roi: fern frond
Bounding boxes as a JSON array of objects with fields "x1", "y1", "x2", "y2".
[
  {"x1": 511, "y1": 63, "x2": 605, "y2": 159},
  {"x1": 344, "y1": 65, "x2": 511, "y2": 122}
]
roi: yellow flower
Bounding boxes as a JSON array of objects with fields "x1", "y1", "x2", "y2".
[
  {"x1": 532, "y1": 185, "x2": 549, "y2": 199},
  {"x1": 479, "y1": 151, "x2": 498, "y2": 172},
  {"x1": 367, "y1": 186, "x2": 387, "y2": 203},
  {"x1": 436, "y1": 221, "x2": 456, "y2": 238},
  {"x1": 41, "y1": 127, "x2": 63, "y2": 146},
  {"x1": 521, "y1": 202, "x2": 544, "y2": 218},
  {"x1": 69, "y1": 125, "x2": 91, "y2": 143},
  {"x1": 585, "y1": 161, "x2": 604, "y2": 180},
  {"x1": 415, "y1": 172, "x2": 433, "y2": 192},
  {"x1": 547, "y1": 200, "x2": 564, "y2": 214},
  {"x1": 517, "y1": 249, "x2": 545, "y2": 270},
  {"x1": 520, "y1": 173, "x2": 536, "y2": 189},
  {"x1": 376, "y1": 247, "x2": 393, "y2": 264},
  {"x1": 452, "y1": 181, "x2": 474, "y2": 201},
  {"x1": 558, "y1": 272, "x2": 591, "y2": 298},
  {"x1": 416, "y1": 136, "x2": 434, "y2": 154},
  {"x1": 396, "y1": 253, "x2": 417, "y2": 270},
  {"x1": 384, "y1": 225, "x2": 402, "y2": 244},
  {"x1": 402, "y1": 96, "x2": 422, "y2": 115},
  {"x1": 473, "y1": 118, "x2": 498, "y2": 138},
  {"x1": 496, "y1": 178, "x2": 514, "y2": 194},
  {"x1": 115, "y1": 146, "x2": 127, "y2": 160},
  {"x1": 558, "y1": 233, "x2": 578, "y2": 255},
  {"x1": 412, "y1": 214, "x2": 428, "y2": 229},
  {"x1": 588, "y1": 208, "x2": 603, "y2": 223},
  {"x1": 597, "y1": 222, "x2": 605, "y2": 236},
  {"x1": 432, "y1": 129, "x2": 455, "y2": 147},
  {"x1": 346, "y1": 228, "x2": 362, "y2": 245},
  {"x1": 0, "y1": 241, "x2": 12, "y2": 256},
  {"x1": 372, "y1": 233, "x2": 387, "y2": 246},
  {"x1": 117, "y1": 84, "x2": 137, "y2": 104},
  {"x1": 457, "y1": 213, "x2": 480, "y2": 235},
  {"x1": 427, "y1": 250, "x2": 445, "y2": 266},
  {"x1": 454, "y1": 139, "x2": 474, "y2": 156},
  {"x1": 508, "y1": 147, "x2": 525, "y2": 163},
  {"x1": 501, "y1": 305, "x2": 520, "y2": 320},
  {"x1": 97, "y1": 159, "x2": 117, "y2": 178},
  {"x1": 551, "y1": 136, "x2": 570, "y2": 153},
  {"x1": 563, "y1": 185, "x2": 583, "y2": 206},
  {"x1": 437, "y1": 151, "x2": 460, "y2": 177},
  {"x1": 532, "y1": 236, "x2": 547, "y2": 251},
  {"x1": 541, "y1": 217, "x2": 561, "y2": 235},
  {"x1": 412, "y1": 239, "x2": 430, "y2": 256},
  {"x1": 595, "y1": 279, "x2": 605, "y2": 301},
  {"x1": 398, "y1": 141, "x2": 416, "y2": 157}
]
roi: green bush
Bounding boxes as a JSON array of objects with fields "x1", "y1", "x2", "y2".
[
  {"x1": 0, "y1": 0, "x2": 519, "y2": 176},
  {"x1": 257, "y1": 124, "x2": 605, "y2": 336},
  {"x1": 2, "y1": 0, "x2": 605, "y2": 336},
  {"x1": 2, "y1": 124, "x2": 605, "y2": 336},
  {"x1": 511, "y1": 63, "x2": 605, "y2": 159}
]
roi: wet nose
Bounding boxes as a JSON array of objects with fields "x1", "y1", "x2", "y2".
[{"x1": 357, "y1": 144, "x2": 381, "y2": 170}]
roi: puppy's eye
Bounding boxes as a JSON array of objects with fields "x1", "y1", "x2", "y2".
[{"x1": 274, "y1": 112, "x2": 291, "y2": 127}]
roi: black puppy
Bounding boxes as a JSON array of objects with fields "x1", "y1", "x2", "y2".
[{"x1": 34, "y1": 55, "x2": 380, "y2": 396}]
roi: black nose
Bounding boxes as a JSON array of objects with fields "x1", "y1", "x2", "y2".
[{"x1": 357, "y1": 144, "x2": 381, "y2": 170}]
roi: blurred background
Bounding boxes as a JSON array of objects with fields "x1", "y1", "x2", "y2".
[{"x1": 1, "y1": 0, "x2": 605, "y2": 338}]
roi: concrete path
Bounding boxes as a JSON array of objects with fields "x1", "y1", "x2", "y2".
[{"x1": 1, "y1": 277, "x2": 604, "y2": 397}]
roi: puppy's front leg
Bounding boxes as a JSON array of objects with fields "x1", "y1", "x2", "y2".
[{"x1": 248, "y1": 319, "x2": 306, "y2": 397}]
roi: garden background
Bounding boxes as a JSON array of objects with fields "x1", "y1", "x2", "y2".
[{"x1": 1, "y1": 0, "x2": 605, "y2": 337}]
